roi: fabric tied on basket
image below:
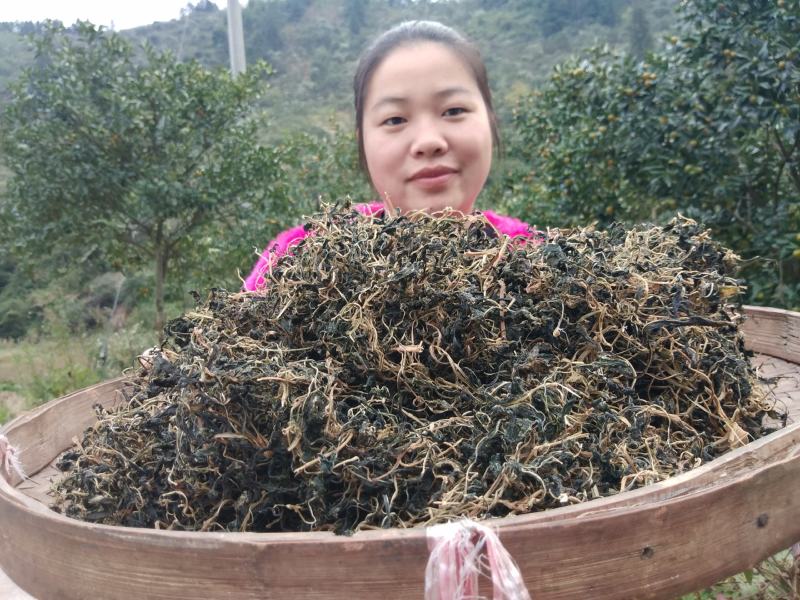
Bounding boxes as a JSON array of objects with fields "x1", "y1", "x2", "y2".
[
  {"x1": 0, "y1": 433, "x2": 25, "y2": 481},
  {"x1": 425, "y1": 519, "x2": 531, "y2": 600}
]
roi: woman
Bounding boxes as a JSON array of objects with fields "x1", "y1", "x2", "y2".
[{"x1": 244, "y1": 20, "x2": 535, "y2": 291}]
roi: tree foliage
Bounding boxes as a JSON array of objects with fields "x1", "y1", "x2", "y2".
[
  {"x1": 1, "y1": 22, "x2": 277, "y2": 330},
  {"x1": 627, "y1": 5, "x2": 653, "y2": 60},
  {"x1": 180, "y1": 122, "x2": 371, "y2": 292},
  {"x1": 243, "y1": 1, "x2": 286, "y2": 57},
  {"x1": 188, "y1": 1, "x2": 219, "y2": 13},
  {"x1": 1, "y1": 1, "x2": 683, "y2": 141},
  {"x1": 506, "y1": 0, "x2": 800, "y2": 309},
  {"x1": 540, "y1": 0, "x2": 624, "y2": 36},
  {"x1": 343, "y1": 0, "x2": 369, "y2": 35}
]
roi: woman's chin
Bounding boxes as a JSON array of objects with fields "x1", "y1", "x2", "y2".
[{"x1": 392, "y1": 192, "x2": 475, "y2": 215}]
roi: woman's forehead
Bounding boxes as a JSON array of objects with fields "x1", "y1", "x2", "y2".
[{"x1": 365, "y1": 42, "x2": 480, "y2": 107}]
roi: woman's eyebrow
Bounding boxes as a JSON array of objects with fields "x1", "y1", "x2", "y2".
[
  {"x1": 434, "y1": 86, "x2": 472, "y2": 99},
  {"x1": 370, "y1": 96, "x2": 407, "y2": 111},
  {"x1": 369, "y1": 86, "x2": 473, "y2": 112}
]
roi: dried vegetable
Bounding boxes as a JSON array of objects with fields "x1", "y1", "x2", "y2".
[{"x1": 53, "y1": 207, "x2": 778, "y2": 534}]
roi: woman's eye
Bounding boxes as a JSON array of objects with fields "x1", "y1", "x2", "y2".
[
  {"x1": 444, "y1": 107, "x2": 467, "y2": 117},
  {"x1": 382, "y1": 116, "x2": 405, "y2": 126}
]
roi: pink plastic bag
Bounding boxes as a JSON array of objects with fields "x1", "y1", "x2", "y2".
[
  {"x1": 0, "y1": 433, "x2": 25, "y2": 481},
  {"x1": 425, "y1": 519, "x2": 531, "y2": 600}
]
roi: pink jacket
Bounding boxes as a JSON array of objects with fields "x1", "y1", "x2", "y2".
[{"x1": 243, "y1": 202, "x2": 537, "y2": 291}]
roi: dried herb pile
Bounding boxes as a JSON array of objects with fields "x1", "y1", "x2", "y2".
[{"x1": 53, "y1": 208, "x2": 777, "y2": 534}]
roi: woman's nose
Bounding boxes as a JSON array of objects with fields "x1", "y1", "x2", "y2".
[{"x1": 410, "y1": 122, "x2": 448, "y2": 157}]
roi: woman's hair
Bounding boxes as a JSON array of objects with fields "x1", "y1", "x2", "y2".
[{"x1": 353, "y1": 21, "x2": 500, "y2": 174}]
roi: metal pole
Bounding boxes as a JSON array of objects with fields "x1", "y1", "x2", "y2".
[{"x1": 227, "y1": 0, "x2": 246, "y2": 75}]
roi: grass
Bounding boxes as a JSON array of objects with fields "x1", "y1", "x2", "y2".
[
  {"x1": 0, "y1": 336, "x2": 99, "y2": 416},
  {"x1": 0, "y1": 324, "x2": 156, "y2": 425},
  {"x1": 683, "y1": 550, "x2": 799, "y2": 599}
]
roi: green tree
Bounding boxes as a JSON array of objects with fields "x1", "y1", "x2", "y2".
[
  {"x1": 277, "y1": 121, "x2": 371, "y2": 210},
  {"x1": 540, "y1": 0, "x2": 622, "y2": 36},
  {"x1": 1, "y1": 22, "x2": 276, "y2": 331},
  {"x1": 343, "y1": 0, "x2": 368, "y2": 36},
  {"x1": 627, "y1": 5, "x2": 653, "y2": 60},
  {"x1": 0, "y1": 256, "x2": 38, "y2": 339},
  {"x1": 190, "y1": 1, "x2": 219, "y2": 13},
  {"x1": 286, "y1": 0, "x2": 312, "y2": 22},
  {"x1": 507, "y1": 0, "x2": 800, "y2": 309},
  {"x1": 182, "y1": 120, "x2": 373, "y2": 293},
  {"x1": 243, "y1": 1, "x2": 285, "y2": 58}
]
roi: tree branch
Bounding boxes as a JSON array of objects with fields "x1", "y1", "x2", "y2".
[
  {"x1": 772, "y1": 128, "x2": 800, "y2": 194},
  {"x1": 165, "y1": 207, "x2": 207, "y2": 253}
]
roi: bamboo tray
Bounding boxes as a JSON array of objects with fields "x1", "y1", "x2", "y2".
[{"x1": 1, "y1": 306, "x2": 798, "y2": 600}]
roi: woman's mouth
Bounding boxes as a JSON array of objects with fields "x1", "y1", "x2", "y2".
[{"x1": 409, "y1": 167, "x2": 458, "y2": 191}]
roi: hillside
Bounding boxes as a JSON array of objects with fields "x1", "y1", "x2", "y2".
[{"x1": 0, "y1": 0, "x2": 681, "y2": 138}]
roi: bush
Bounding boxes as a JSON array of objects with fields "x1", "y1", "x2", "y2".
[
  {"x1": 0, "y1": 295, "x2": 39, "y2": 340},
  {"x1": 26, "y1": 364, "x2": 101, "y2": 405},
  {"x1": 505, "y1": 0, "x2": 800, "y2": 309}
]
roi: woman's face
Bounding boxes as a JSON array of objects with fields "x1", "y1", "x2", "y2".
[{"x1": 360, "y1": 42, "x2": 494, "y2": 214}]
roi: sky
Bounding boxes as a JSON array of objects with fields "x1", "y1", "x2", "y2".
[{"x1": 0, "y1": 1, "x2": 248, "y2": 31}]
